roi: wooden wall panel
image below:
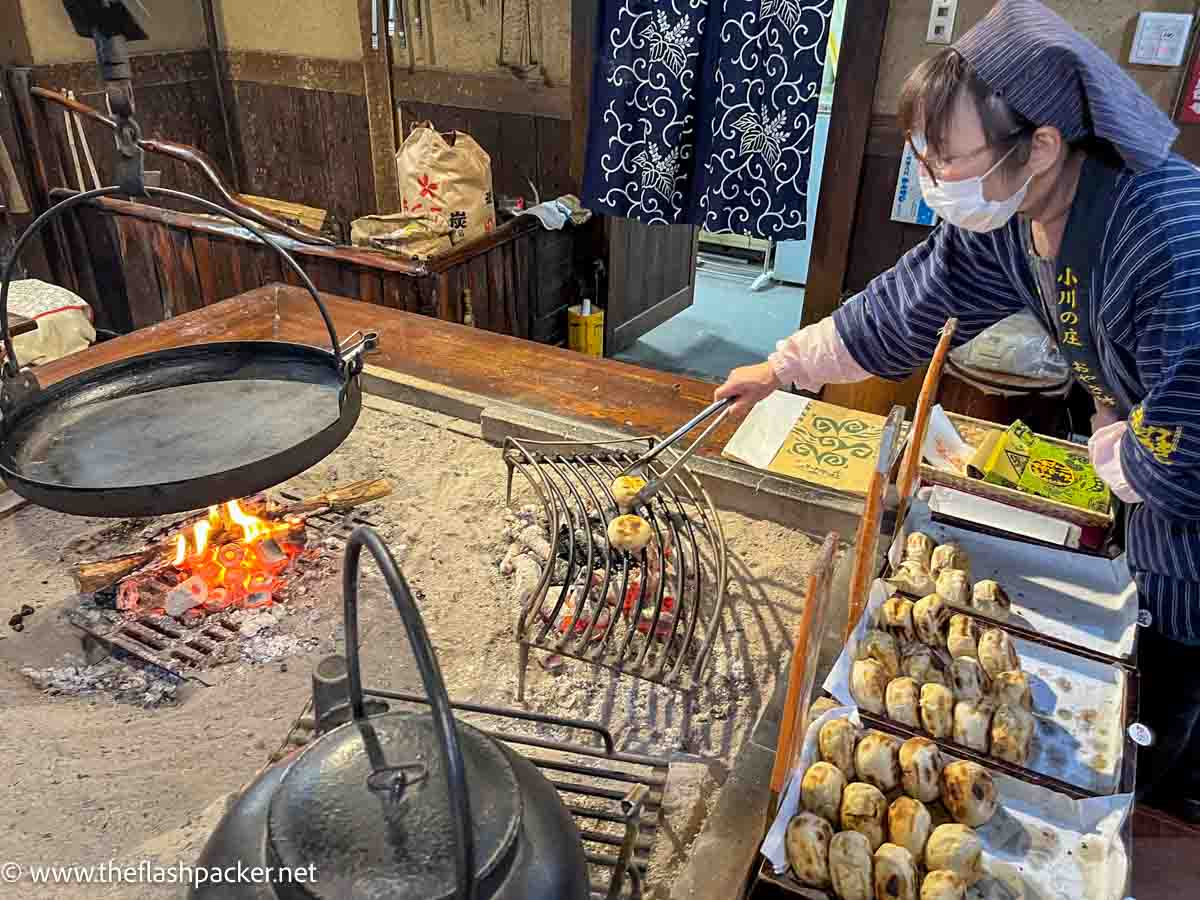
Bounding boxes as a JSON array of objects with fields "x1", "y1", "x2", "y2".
[
  {"x1": 229, "y1": 80, "x2": 373, "y2": 234},
  {"x1": 33, "y1": 51, "x2": 232, "y2": 201},
  {"x1": 398, "y1": 100, "x2": 573, "y2": 204}
]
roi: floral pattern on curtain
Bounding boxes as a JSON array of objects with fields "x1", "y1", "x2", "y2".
[{"x1": 582, "y1": 0, "x2": 835, "y2": 240}]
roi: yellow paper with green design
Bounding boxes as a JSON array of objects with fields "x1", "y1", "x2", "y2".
[{"x1": 763, "y1": 400, "x2": 887, "y2": 495}]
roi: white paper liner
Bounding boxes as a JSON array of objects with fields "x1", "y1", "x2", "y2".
[
  {"x1": 721, "y1": 391, "x2": 811, "y2": 469},
  {"x1": 889, "y1": 496, "x2": 1137, "y2": 659},
  {"x1": 761, "y1": 707, "x2": 1133, "y2": 900},
  {"x1": 824, "y1": 581, "x2": 1127, "y2": 795}
]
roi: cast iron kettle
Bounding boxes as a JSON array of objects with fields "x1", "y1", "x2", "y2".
[{"x1": 191, "y1": 527, "x2": 590, "y2": 900}]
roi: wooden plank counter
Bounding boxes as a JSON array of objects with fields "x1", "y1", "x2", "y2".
[{"x1": 33, "y1": 284, "x2": 746, "y2": 456}]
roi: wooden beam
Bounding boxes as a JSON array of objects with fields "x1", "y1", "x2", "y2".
[
  {"x1": 223, "y1": 50, "x2": 364, "y2": 96},
  {"x1": 570, "y1": 0, "x2": 597, "y2": 186},
  {"x1": 391, "y1": 68, "x2": 569, "y2": 120},
  {"x1": 356, "y1": 0, "x2": 400, "y2": 213},
  {"x1": 800, "y1": 0, "x2": 891, "y2": 328}
]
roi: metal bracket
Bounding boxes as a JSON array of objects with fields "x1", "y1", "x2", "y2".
[{"x1": 0, "y1": 368, "x2": 41, "y2": 418}]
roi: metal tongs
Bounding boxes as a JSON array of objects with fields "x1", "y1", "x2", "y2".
[{"x1": 614, "y1": 397, "x2": 734, "y2": 507}]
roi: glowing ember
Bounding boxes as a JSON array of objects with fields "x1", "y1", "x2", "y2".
[{"x1": 116, "y1": 498, "x2": 309, "y2": 618}]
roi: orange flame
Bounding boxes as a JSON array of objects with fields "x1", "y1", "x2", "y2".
[
  {"x1": 173, "y1": 534, "x2": 187, "y2": 566},
  {"x1": 225, "y1": 498, "x2": 275, "y2": 543},
  {"x1": 193, "y1": 520, "x2": 212, "y2": 557},
  {"x1": 208, "y1": 505, "x2": 220, "y2": 526}
]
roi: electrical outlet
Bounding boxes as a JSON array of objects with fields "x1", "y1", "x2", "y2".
[
  {"x1": 927, "y1": 0, "x2": 958, "y2": 46},
  {"x1": 1129, "y1": 12, "x2": 1194, "y2": 67}
]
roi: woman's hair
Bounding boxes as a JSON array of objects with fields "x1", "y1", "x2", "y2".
[{"x1": 898, "y1": 48, "x2": 1035, "y2": 179}]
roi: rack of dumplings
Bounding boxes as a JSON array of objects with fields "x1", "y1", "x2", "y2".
[{"x1": 844, "y1": 497, "x2": 1140, "y2": 800}]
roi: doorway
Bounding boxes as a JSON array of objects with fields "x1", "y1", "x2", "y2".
[{"x1": 609, "y1": 0, "x2": 847, "y2": 383}]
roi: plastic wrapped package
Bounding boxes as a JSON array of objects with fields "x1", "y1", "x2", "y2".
[{"x1": 949, "y1": 312, "x2": 1069, "y2": 382}]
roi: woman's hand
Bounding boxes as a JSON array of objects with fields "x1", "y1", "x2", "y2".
[{"x1": 714, "y1": 362, "x2": 782, "y2": 417}]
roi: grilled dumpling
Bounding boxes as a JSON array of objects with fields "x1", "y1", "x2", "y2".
[
  {"x1": 919, "y1": 683, "x2": 955, "y2": 739},
  {"x1": 904, "y1": 532, "x2": 936, "y2": 570},
  {"x1": 946, "y1": 615, "x2": 980, "y2": 660},
  {"x1": 873, "y1": 843, "x2": 918, "y2": 900},
  {"x1": 607, "y1": 514, "x2": 652, "y2": 552},
  {"x1": 820, "y1": 717, "x2": 859, "y2": 779},
  {"x1": 913, "y1": 593, "x2": 950, "y2": 647},
  {"x1": 859, "y1": 629, "x2": 902, "y2": 679},
  {"x1": 930, "y1": 544, "x2": 970, "y2": 581},
  {"x1": 887, "y1": 796, "x2": 932, "y2": 864},
  {"x1": 950, "y1": 657, "x2": 990, "y2": 702},
  {"x1": 921, "y1": 870, "x2": 967, "y2": 900},
  {"x1": 978, "y1": 628, "x2": 1021, "y2": 679},
  {"x1": 855, "y1": 732, "x2": 902, "y2": 794},
  {"x1": 811, "y1": 696, "x2": 841, "y2": 720},
  {"x1": 841, "y1": 782, "x2": 889, "y2": 851},
  {"x1": 886, "y1": 677, "x2": 922, "y2": 728},
  {"x1": 935, "y1": 568, "x2": 971, "y2": 609},
  {"x1": 610, "y1": 475, "x2": 646, "y2": 513},
  {"x1": 991, "y1": 704, "x2": 1036, "y2": 765},
  {"x1": 801, "y1": 761, "x2": 847, "y2": 827},
  {"x1": 953, "y1": 699, "x2": 995, "y2": 753},
  {"x1": 902, "y1": 646, "x2": 948, "y2": 687},
  {"x1": 785, "y1": 812, "x2": 833, "y2": 888},
  {"x1": 899, "y1": 737, "x2": 942, "y2": 803},
  {"x1": 829, "y1": 830, "x2": 874, "y2": 900},
  {"x1": 940, "y1": 761, "x2": 998, "y2": 827},
  {"x1": 880, "y1": 596, "x2": 917, "y2": 643},
  {"x1": 972, "y1": 580, "x2": 1012, "y2": 621},
  {"x1": 890, "y1": 560, "x2": 936, "y2": 598},
  {"x1": 851, "y1": 658, "x2": 888, "y2": 715},
  {"x1": 991, "y1": 670, "x2": 1033, "y2": 711},
  {"x1": 924, "y1": 824, "x2": 984, "y2": 885}
]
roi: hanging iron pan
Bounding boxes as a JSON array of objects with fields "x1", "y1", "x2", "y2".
[{"x1": 0, "y1": 185, "x2": 375, "y2": 518}]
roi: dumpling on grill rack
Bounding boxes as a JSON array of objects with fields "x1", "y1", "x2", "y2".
[
  {"x1": 851, "y1": 659, "x2": 888, "y2": 715},
  {"x1": 991, "y1": 704, "x2": 1036, "y2": 766},
  {"x1": 947, "y1": 615, "x2": 980, "y2": 660},
  {"x1": 610, "y1": 475, "x2": 647, "y2": 514},
  {"x1": 607, "y1": 514, "x2": 652, "y2": 553},
  {"x1": 953, "y1": 699, "x2": 995, "y2": 753}
]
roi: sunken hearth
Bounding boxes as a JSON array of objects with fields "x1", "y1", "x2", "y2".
[{"x1": 27, "y1": 480, "x2": 392, "y2": 696}]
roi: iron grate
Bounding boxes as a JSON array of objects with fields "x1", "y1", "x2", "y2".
[{"x1": 502, "y1": 435, "x2": 728, "y2": 745}]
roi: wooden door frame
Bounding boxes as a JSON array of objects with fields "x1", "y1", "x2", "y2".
[
  {"x1": 798, "y1": 1, "x2": 891, "y2": 327},
  {"x1": 568, "y1": 0, "x2": 891, "y2": 326}
]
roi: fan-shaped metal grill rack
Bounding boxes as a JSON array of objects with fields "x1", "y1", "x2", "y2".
[{"x1": 503, "y1": 435, "x2": 727, "y2": 746}]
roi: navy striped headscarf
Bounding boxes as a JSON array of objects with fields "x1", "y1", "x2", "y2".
[{"x1": 954, "y1": 0, "x2": 1179, "y2": 171}]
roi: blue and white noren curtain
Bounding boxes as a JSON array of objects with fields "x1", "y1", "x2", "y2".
[{"x1": 581, "y1": 0, "x2": 835, "y2": 240}]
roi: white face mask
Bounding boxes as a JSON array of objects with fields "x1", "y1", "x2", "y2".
[{"x1": 912, "y1": 133, "x2": 1033, "y2": 233}]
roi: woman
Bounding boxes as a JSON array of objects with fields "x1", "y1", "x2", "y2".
[{"x1": 716, "y1": 0, "x2": 1200, "y2": 819}]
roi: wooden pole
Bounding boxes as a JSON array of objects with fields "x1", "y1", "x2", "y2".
[
  {"x1": 895, "y1": 318, "x2": 958, "y2": 525},
  {"x1": 845, "y1": 405, "x2": 906, "y2": 640},
  {"x1": 770, "y1": 532, "x2": 840, "y2": 796}
]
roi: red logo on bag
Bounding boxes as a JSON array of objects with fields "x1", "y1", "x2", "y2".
[{"x1": 418, "y1": 174, "x2": 440, "y2": 199}]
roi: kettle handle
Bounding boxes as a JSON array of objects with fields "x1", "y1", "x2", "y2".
[{"x1": 342, "y1": 526, "x2": 476, "y2": 900}]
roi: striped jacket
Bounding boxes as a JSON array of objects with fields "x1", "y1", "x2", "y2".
[{"x1": 833, "y1": 155, "x2": 1200, "y2": 644}]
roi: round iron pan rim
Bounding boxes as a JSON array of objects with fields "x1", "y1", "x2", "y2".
[{"x1": 0, "y1": 340, "x2": 361, "y2": 518}]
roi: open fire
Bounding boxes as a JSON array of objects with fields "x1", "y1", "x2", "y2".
[{"x1": 116, "y1": 499, "x2": 310, "y2": 622}]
